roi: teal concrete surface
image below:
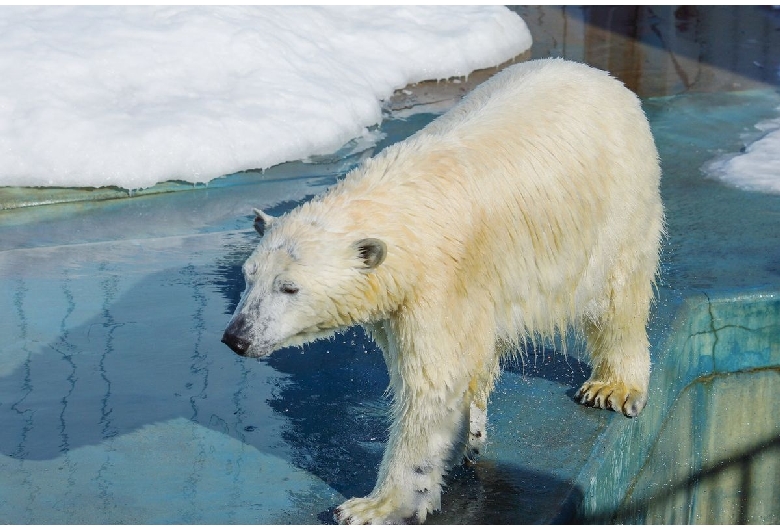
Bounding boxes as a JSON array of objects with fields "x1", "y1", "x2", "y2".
[{"x1": 1, "y1": 89, "x2": 780, "y2": 524}]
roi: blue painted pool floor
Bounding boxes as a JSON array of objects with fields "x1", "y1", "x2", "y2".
[{"x1": 1, "y1": 88, "x2": 780, "y2": 523}]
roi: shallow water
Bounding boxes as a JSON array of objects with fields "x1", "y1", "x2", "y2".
[{"x1": 1, "y1": 6, "x2": 780, "y2": 524}]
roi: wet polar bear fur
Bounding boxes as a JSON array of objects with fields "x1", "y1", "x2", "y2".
[{"x1": 222, "y1": 58, "x2": 663, "y2": 524}]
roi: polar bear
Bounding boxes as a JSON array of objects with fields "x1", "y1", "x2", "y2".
[{"x1": 222, "y1": 58, "x2": 663, "y2": 524}]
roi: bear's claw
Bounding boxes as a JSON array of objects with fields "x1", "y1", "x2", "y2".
[{"x1": 575, "y1": 380, "x2": 647, "y2": 417}]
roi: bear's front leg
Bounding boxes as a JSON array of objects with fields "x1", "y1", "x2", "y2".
[
  {"x1": 466, "y1": 401, "x2": 488, "y2": 463},
  {"x1": 576, "y1": 296, "x2": 651, "y2": 417},
  {"x1": 334, "y1": 375, "x2": 471, "y2": 524}
]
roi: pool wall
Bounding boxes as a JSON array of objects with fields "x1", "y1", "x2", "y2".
[{"x1": 577, "y1": 291, "x2": 780, "y2": 523}]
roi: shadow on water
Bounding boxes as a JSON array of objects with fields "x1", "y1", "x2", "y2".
[
  {"x1": 265, "y1": 334, "x2": 589, "y2": 524},
  {"x1": 430, "y1": 460, "x2": 584, "y2": 524},
  {"x1": 258, "y1": 331, "x2": 590, "y2": 524},
  {"x1": 263, "y1": 329, "x2": 391, "y2": 501},
  {"x1": 503, "y1": 343, "x2": 591, "y2": 393}
]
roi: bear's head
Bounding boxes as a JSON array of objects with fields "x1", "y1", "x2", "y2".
[{"x1": 222, "y1": 208, "x2": 387, "y2": 358}]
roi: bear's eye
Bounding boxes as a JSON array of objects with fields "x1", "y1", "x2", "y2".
[{"x1": 279, "y1": 282, "x2": 299, "y2": 295}]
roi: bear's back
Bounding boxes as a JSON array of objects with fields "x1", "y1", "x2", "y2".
[
  {"x1": 420, "y1": 58, "x2": 652, "y2": 161},
  {"x1": 310, "y1": 59, "x2": 662, "y2": 337}
]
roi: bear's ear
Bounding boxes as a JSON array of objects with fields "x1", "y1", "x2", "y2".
[
  {"x1": 253, "y1": 208, "x2": 275, "y2": 236},
  {"x1": 353, "y1": 238, "x2": 386, "y2": 270}
]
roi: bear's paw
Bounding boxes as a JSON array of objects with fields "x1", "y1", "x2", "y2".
[
  {"x1": 334, "y1": 492, "x2": 433, "y2": 525},
  {"x1": 575, "y1": 380, "x2": 647, "y2": 417}
]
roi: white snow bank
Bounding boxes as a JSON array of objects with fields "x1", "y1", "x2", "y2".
[
  {"x1": 0, "y1": 6, "x2": 531, "y2": 189},
  {"x1": 707, "y1": 112, "x2": 780, "y2": 194}
]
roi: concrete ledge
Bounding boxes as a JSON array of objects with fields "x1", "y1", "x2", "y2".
[{"x1": 577, "y1": 291, "x2": 780, "y2": 523}]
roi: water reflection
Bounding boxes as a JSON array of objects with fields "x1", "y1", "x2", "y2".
[
  {"x1": 1, "y1": 250, "x2": 266, "y2": 463},
  {"x1": 0, "y1": 234, "x2": 331, "y2": 523},
  {"x1": 514, "y1": 5, "x2": 780, "y2": 96},
  {"x1": 264, "y1": 330, "x2": 389, "y2": 500}
]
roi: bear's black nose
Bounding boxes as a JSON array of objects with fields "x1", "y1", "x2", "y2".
[
  {"x1": 222, "y1": 330, "x2": 251, "y2": 356},
  {"x1": 222, "y1": 315, "x2": 252, "y2": 356}
]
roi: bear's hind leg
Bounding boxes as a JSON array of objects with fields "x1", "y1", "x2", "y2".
[{"x1": 576, "y1": 269, "x2": 653, "y2": 417}]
